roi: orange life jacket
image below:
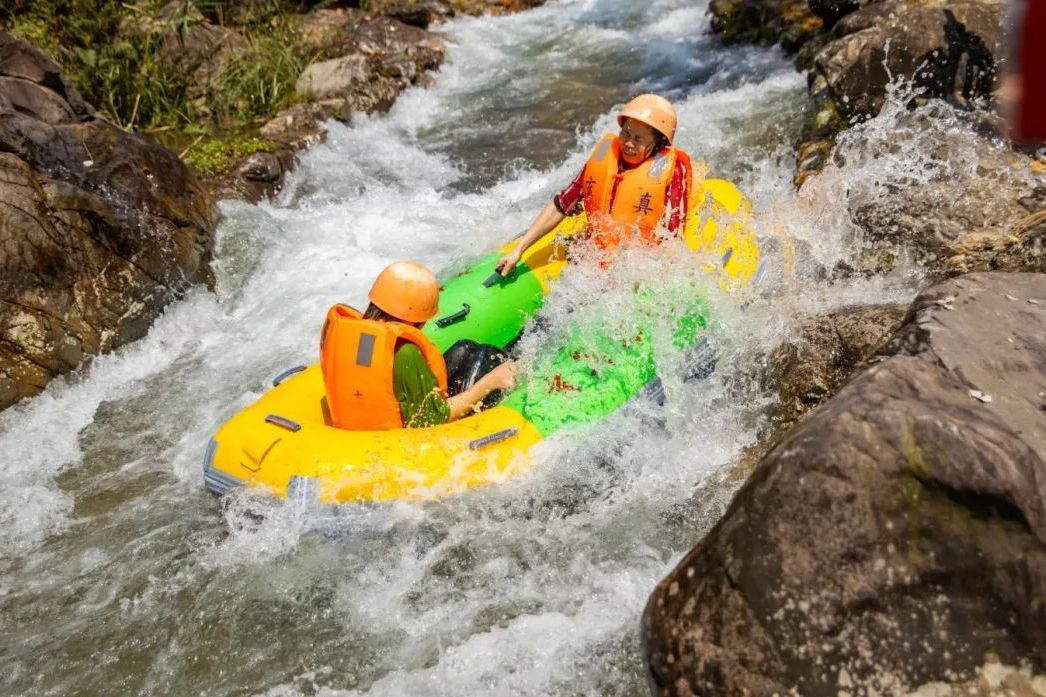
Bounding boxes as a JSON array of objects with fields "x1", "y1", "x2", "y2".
[
  {"x1": 581, "y1": 134, "x2": 691, "y2": 250},
  {"x1": 319, "y1": 304, "x2": 448, "y2": 430}
]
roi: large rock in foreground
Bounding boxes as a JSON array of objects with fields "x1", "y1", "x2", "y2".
[
  {"x1": 0, "y1": 32, "x2": 215, "y2": 409},
  {"x1": 644, "y1": 272, "x2": 1046, "y2": 695}
]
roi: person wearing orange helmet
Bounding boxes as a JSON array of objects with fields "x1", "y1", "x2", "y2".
[
  {"x1": 320, "y1": 261, "x2": 518, "y2": 430},
  {"x1": 496, "y1": 94, "x2": 694, "y2": 275}
]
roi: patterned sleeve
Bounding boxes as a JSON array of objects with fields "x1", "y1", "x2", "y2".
[
  {"x1": 553, "y1": 168, "x2": 587, "y2": 216},
  {"x1": 664, "y1": 156, "x2": 689, "y2": 236}
]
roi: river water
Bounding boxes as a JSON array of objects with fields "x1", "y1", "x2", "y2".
[{"x1": 0, "y1": 0, "x2": 943, "y2": 694}]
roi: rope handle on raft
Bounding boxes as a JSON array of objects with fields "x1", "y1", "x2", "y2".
[
  {"x1": 435, "y1": 303, "x2": 470, "y2": 328},
  {"x1": 482, "y1": 272, "x2": 502, "y2": 288},
  {"x1": 468, "y1": 428, "x2": 518, "y2": 450}
]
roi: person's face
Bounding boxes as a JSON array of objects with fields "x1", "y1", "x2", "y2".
[{"x1": 620, "y1": 118, "x2": 659, "y2": 165}]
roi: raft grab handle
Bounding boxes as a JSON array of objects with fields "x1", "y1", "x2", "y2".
[
  {"x1": 482, "y1": 272, "x2": 502, "y2": 288},
  {"x1": 468, "y1": 427, "x2": 518, "y2": 450},
  {"x1": 265, "y1": 414, "x2": 302, "y2": 432},
  {"x1": 435, "y1": 303, "x2": 471, "y2": 328},
  {"x1": 273, "y1": 364, "x2": 307, "y2": 386}
]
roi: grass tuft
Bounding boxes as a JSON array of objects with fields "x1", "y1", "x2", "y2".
[
  {"x1": 182, "y1": 136, "x2": 276, "y2": 178},
  {"x1": 1, "y1": 0, "x2": 310, "y2": 134}
]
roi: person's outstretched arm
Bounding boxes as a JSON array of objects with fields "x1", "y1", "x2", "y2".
[{"x1": 494, "y1": 202, "x2": 566, "y2": 277}]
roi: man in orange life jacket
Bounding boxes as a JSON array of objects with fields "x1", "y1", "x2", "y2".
[
  {"x1": 320, "y1": 262, "x2": 518, "y2": 430},
  {"x1": 495, "y1": 93, "x2": 693, "y2": 275}
]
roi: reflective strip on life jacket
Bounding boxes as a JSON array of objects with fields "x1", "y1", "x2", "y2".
[
  {"x1": 320, "y1": 304, "x2": 448, "y2": 430},
  {"x1": 580, "y1": 133, "x2": 685, "y2": 250}
]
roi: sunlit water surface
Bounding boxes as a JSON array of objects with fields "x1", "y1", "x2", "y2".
[{"x1": 0, "y1": 0, "x2": 989, "y2": 693}]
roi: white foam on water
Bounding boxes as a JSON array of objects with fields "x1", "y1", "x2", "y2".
[
  {"x1": 0, "y1": 0, "x2": 990, "y2": 694},
  {"x1": 0, "y1": 287, "x2": 227, "y2": 556}
]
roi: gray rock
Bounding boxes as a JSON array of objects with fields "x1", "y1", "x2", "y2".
[
  {"x1": 289, "y1": 16, "x2": 444, "y2": 127},
  {"x1": 644, "y1": 272, "x2": 1046, "y2": 696},
  {"x1": 0, "y1": 34, "x2": 95, "y2": 119},
  {"x1": 215, "y1": 148, "x2": 300, "y2": 204},
  {"x1": 296, "y1": 54, "x2": 372, "y2": 99}
]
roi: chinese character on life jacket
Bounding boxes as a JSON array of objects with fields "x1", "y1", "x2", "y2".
[{"x1": 633, "y1": 192, "x2": 653, "y2": 214}]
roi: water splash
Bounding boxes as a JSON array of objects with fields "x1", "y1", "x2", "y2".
[{"x1": 0, "y1": 0, "x2": 993, "y2": 694}]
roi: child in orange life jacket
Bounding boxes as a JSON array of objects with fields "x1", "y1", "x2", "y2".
[
  {"x1": 496, "y1": 93, "x2": 693, "y2": 276},
  {"x1": 320, "y1": 262, "x2": 517, "y2": 430}
]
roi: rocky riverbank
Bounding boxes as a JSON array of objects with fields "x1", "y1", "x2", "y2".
[
  {"x1": 710, "y1": 0, "x2": 1020, "y2": 188},
  {"x1": 0, "y1": 32, "x2": 215, "y2": 410},
  {"x1": 643, "y1": 1, "x2": 1046, "y2": 694},
  {"x1": 0, "y1": 0, "x2": 544, "y2": 410}
]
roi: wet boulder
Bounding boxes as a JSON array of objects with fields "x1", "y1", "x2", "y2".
[
  {"x1": 842, "y1": 107, "x2": 1042, "y2": 278},
  {"x1": 811, "y1": 0, "x2": 1005, "y2": 120},
  {"x1": 349, "y1": 16, "x2": 444, "y2": 72},
  {"x1": 990, "y1": 212, "x2": 1046, "y2": 273},
  {"x1": 643, "y1": 272, "x2": 1046, "y2": 695},
  {"x1": 0, "y1": 32, "x2": 215, "y2": 410},
  {"x1": 215, "y1": 146, "x2": 301, "y2": 203},
  {"x1": 761, "y1": 303, "x2": 908, "y2": 432}
]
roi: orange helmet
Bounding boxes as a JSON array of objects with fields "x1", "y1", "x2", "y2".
[
  {"x1": 617, "y1": 94, "x2": 677, "y2": 144},
  {"x1": 368, "y1": 261, "x2": 440, "y2": 323}
]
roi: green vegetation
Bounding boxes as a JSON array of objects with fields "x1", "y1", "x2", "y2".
[
  {"x1": 1, "y1": 0, "x2": 311, "y2": 136},
  {"x1": 183, "y1": 136, "x2": 276, "y2": 178}
]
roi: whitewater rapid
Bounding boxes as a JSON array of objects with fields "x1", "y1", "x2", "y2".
[{"x1": 0, "y1": 0, "x2": 945, "y2": 693}]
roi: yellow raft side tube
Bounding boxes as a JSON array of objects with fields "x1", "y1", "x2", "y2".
[
  {"x1": 210, "y1": 366, "x2": 543, "y2": 504},
  {"x1": 684, "y1": 177, "x2": 761, "y2": 292},
  {"x1": 205, "y1": 177, "x2": 759, "y2": 504}
]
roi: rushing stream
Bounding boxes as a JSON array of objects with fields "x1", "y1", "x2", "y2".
[{"x1": 0, "y1": 0, "x2": 952, "y2": 694}]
